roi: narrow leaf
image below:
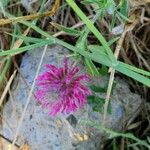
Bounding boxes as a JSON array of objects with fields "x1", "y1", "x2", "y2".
[{"x1": 51, "y1": 22, "x2": 81, "y2": 36}]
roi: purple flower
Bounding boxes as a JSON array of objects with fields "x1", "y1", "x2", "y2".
[{"x1": 35, "y1": 58, "x2": 91, "y2": 116}]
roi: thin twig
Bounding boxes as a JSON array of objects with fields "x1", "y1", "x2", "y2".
[
  {"x1": 103, "y1": 69, "x2": 115, "y2": 121},
  {"x1": 10, "y1": 45, "x2": 48, "y2": 149},
  {"x1": 0, "y1": 70, "x2": 17, "y2": 107},
  {"x1": 103, "y1": 30, "x2": 127, "y2": 121},
  {"x1": 130, "y1": 36, "x2": 150, "y2": 71}
]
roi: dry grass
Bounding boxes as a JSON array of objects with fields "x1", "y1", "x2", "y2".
[{"x1": 0, "y1": 0, "x2": 150, "y2": 149}]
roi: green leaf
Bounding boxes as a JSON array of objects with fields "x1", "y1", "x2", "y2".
[
  {"x1": 0, "y1": 39, "x2": 55, "y2": 56},
  {"x1": 5, "y1": 32, "x2": 46, "y2": 44},
  {"x1": 98, "y1": 65, "x2": 108, "y2": 76},
  {"x1": 4, "y1": 12, "x2": 149, "y2": 87},
  {"x1": 2, "y1": 0, "x2": 9, "y2": 7},
  {"x1": 76, "y1": 30, "x2": 88, "y2": 50},
  {"x1": 87, "y1": 95, "x2": 95, "y2": 104},
  {"x1": 88, "y1": 37, "x2": 119, "y2": 54},
  {"x1": 90, "y1": 51, "x2": 113, "y2": 67},
  {"x1": 82, "y1": 0, "x2": 105, "y2": 6},
  {"x1": 147, "y1": 136, "x2": 150, "y2": 143},
  {"x1": 120, "y1": 62, "x2": 150, "y2": 76},
  {"x1": 116, "y1": 62, "x2": 150, "y2": 87},
  {"x1": 106, "y1": 0, "x2": 116, "y2": 15},
  {"x1": 0, "y1": 58, "x2": 11, "y2": 84},
  {"x1": 110, "y1": 11, "x2": 117, "y2": 31},
  {"x1": 51, "y1": 22, "x2": 81, "y2": 36},
  {"x1": 66, "y1": 0, "x2": 118, "y2": 66},
  {"x1": 107, "y1": 101, "x2": 112, "y2": 114},
  {"x1": 90, "y1": 85, "x2": 106, "y2": 93},
  {"x1": 84, "y1": 58, "x2": 100, "y2": 76},
  {"x1": 82, "y1": 0, "x2": 116, "y2": 15},
  {"x1": 87, "y1": 95, "x2": 105, "y2": 112},
  {"x1": 119, "y1": 0, "x2": 128, "y2": 18},
  {"x1": 111, "y1": 81, "x2": 117, "y2": 95},
  {"x1": 76, "y1": 28, "x2": 100, "y2": 77},
  {"x1": 112, "y1": 139, "x2": 118, "y2": 150},
  {"x1": 117, "y1": 11, "x2": 130, "y2": 22},
  {"x1": 87, "y1": 95, "x2": 105, "y2": 105}
]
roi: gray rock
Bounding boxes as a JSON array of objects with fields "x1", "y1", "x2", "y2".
[{"x1": 1, "y1": 45, "x2": 142, "y2": 150}]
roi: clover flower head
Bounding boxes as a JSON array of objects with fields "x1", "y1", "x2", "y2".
[{"x1": 35, "y1": 58, "x2": 91, "y2": 116}]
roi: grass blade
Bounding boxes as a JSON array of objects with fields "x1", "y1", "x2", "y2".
[{"x1": 66, "y1": 0, "x2": 118, "y2": 66}]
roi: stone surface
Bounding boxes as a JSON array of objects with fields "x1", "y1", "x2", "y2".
[{"x1": 1, "y1": 45, "x2": 142, "y2": 150}]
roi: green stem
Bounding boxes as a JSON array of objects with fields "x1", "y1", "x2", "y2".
[{"x1": 66, "y1": 0, "x2": 118, "y2": 66}]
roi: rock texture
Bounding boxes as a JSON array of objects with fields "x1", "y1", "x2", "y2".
[{"x1": 1, "y1": 45, "x2": 142, "y2": 150}]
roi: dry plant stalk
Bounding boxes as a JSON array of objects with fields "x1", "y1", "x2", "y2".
[
  {"x1": 0, "y1": 27, "x2": 30, "y2": 106},
  {"x1": 0, "y1": 0, "x2": 60, "y2": 26},
  {"x1": 128, "y1": 0, "x2": 150, "y2": 7},
  {"x1": 11, "y1": 44, "x2": 48, "y2": 149},
  {"x1": 103, "y1": 1, "x2": 149, "y2": 120},
  {"x1": 103, "y1": 29, "x2": 127, "y2": 121},
  {"x1": 0, "y1": 70, "x2": 17, "y2": 106}
]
